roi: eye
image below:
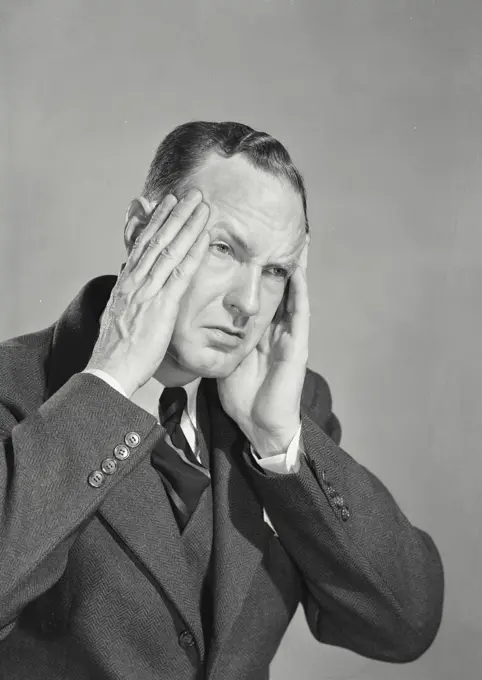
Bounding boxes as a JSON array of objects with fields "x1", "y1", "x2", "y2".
[
  {"x1": 267, "y1": 266, "x2": 289, "y2": 280},
  {"x1": 210, "y1": 241, "x2": 233, "y2": 256}
]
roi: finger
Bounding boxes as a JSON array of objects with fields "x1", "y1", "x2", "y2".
[
  {"x1": 128, "y1": 188, "x2": 202, "y2": 277},
  {"x1": 149, "y1": 200, "x2": 209, "y2": 280},
  {"x1": 138, "y1": 194, "x2": 178, "y2": 243},
  {"x1": 257, "y1": 323, "x2": 273, "y2": 355},
  {"x1": 299, "y1": 239, "x2": 309, "y2": 273},
  {"x1": 147, "y1": 187, "x2": 204, "y2": 247},
  {"x1": 287, "y1": 266, "x2": 310, "y2": 342},
  {"x1": 123, "y1": 194, "x2": 178, "y2": 275},
  {"x1": 160, "y1": 229, "x2": 211, "y2": 300},
  {"x1": 135, "y1": 195, "x2": 209, "y2": 283}
]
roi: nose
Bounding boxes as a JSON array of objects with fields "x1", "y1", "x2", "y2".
[{"x1": 224, "y1": 265, "x2": 261, "y2": 318}]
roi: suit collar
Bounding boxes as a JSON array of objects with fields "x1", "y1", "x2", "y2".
[{"x1": 98, "y1": 452, "x2": 208, "y2": 657}]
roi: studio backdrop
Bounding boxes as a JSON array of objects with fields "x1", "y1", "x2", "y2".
[{"x1": 2, "y1": 1, "x2": 481, "y2": 679}]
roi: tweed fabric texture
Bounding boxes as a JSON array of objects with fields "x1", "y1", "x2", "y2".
[{"x1": 0, "y1": 275, "x2": 444, "y2": 679}]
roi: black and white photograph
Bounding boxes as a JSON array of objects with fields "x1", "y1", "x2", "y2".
[{"x1": 1, "y1": 2, "x2": 480, "y2": 679}]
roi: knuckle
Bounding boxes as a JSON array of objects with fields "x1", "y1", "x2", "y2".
[
  {"x1": 159, "y1": 245, "x2": 175, "y2": 260},
  {"x1": 114, "y1": 277, "x2": 129, "y2": 295},
  {"x1": 170, "y1": 203, "x2": 185, "y2": 220},
  {"x1": 148, "y1": 234, "x2": 162, "y2": 248},
  {"x1": 171, "y1": 265, "x2": 184, "y2": 281},
  {"x1": 183, "y1": 249, "x2": 196, "y2": 262}
]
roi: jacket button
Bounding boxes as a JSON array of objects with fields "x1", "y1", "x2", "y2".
[
  {"x1": 333, "y1": 495, "x2": 344, "y2": 508},
  {"x1": 125, "y1": 432, "x2": 141, "y2": 448},
  {"x1": 327, "y1": 486, "x2": 338, "y2": 498},
  {"x1": 114, "y1": 444, "x2": 130, "y2": 461},
  {"x1": 341, "y1": 507, "x2": 351, "y2": 521},
  {"x1": 178, "y1": 630, "x2": 195, "y2": 650},
  {"x1": 88, "y1": 470, "x2": 105, "y2": 488},
  {"x1": 101, "y1": 457, "x2": 118, "y2": 475}
]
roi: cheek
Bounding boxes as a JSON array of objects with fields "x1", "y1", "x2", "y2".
[{"x1": 175, "y1": 262, "x2": 225, "y2": 326}]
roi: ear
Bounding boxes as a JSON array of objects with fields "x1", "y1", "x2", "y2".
[{"x1": 123, "y1": 196, "x2": 155, "y2": 251}]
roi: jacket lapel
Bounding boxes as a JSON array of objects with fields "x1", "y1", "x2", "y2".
[
  {"x1": 97, "y1": 454, "x2": 205, "y2": 656},
  {"x1": 199, "y1": 381, "x2": 267, "y2": 677}
]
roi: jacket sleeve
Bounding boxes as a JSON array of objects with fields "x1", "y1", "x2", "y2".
[
  {"x1": 241, "y1": 372, "x2": 444, "y2": 663},
  {"x1": 0, "y1": 372, "x2": 159, "y2": 639}
]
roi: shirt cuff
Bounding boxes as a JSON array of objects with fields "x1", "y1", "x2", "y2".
[
  {"x1": 82, "y1": 369, "x2": 128, "y2": 398},
  {"x1": 249, "y1": 424, "x2": 303, "y2": 475}
]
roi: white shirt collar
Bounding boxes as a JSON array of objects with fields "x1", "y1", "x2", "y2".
[
  {"x1": 130, "y1": 375, "x2": 202, "y2": 427},
  {"x1": 179, "y1": 377, "x2": 202, "y2": 428}
]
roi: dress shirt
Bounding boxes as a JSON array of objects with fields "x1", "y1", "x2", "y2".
[
  {"x1": 83, "y1": 368, "x2": 303, "y2": 475},
  {"x1": 83, "y1": 368, "x2": 304, "y2": 533}
]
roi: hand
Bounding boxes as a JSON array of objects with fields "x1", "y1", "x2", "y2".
[
  {"x1": 86, "y1": 189, "x2": 210, "y2": 397},
  {"x1": 217, "y1": 242, "x2": 310, "y2": 455}
]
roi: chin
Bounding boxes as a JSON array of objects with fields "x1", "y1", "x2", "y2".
[
  {"x1": 175, "y1": 344, "x2": 242, "y2": 379},
  {"x1": 195, "y1": 365, "x2": 235, "y2": 379}
]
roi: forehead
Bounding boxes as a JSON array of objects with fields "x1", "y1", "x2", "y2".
[{"x1": 186, "y1": 152, "x2": 306, "y2": 257}]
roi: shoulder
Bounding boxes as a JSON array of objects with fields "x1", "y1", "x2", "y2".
[
  {"x1": 301, "y1": 367, "x2": 333, "y2": 414},
  {"x1": 0, "y1": 326, "x2": 53, "y2": 418},
  {"x1": 301, "y1": 367, "x2": 342, "y2": 444}
]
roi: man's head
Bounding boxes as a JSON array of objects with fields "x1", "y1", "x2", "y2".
[{"x1": 124, "y1": 121, "x2": 309, "y2": 383}]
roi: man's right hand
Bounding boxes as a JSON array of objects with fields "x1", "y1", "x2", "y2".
[{"x1": 86, "y1": 188, "x2": 210, "y2": 398}]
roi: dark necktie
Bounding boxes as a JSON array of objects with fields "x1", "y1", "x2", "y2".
[{"x1": 151, "y1": 387, "x2": 210, "y2": 530}]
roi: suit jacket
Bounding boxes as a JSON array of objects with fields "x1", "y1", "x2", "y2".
[{"x1": 0, "y1": 275, "x2": 444, "y2": 679}]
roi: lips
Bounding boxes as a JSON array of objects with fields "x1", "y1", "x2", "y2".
[
  {"x1": 206, "y1": 326, "x2": 244, "y2": 339},
  {"x1": 205, "y1": 327, "x2": 244, "y2": 347}
]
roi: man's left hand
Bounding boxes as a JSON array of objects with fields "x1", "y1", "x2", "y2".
[{"x1": 217, "y1": 242, "x2": 310, "y2": 456}]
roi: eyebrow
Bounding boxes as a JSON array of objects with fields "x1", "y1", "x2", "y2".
[{"x1": 214, "y1": 222, "x2": 298, "y2": 273}]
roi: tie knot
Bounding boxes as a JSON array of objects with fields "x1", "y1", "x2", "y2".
[{"x1": 158, "y1": 387, "x2": 187, "y2": 432}]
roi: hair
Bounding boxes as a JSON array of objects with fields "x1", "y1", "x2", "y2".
[{"x1": 142, "y1": 120, "x2": 309, "y2": 232}]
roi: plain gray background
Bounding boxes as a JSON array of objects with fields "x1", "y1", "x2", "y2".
[{"x1": 1, "y1": 1, "x2": 481, "y2": 679}]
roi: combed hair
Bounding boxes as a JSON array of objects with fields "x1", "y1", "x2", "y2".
[{"x1": 142, "y1": 121, "x2": 309, "y2": 232}]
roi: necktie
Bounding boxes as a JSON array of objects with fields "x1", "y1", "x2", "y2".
[{"x1": 152, "y1": 387, "x2": 210, "y2": 530}]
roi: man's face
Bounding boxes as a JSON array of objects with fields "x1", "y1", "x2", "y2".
[{"x1": 165, "y1": 152, "x2": 306, "y2": 379}]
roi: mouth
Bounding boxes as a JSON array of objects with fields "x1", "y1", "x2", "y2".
[
  {"x1": 204, "y1": 326, "x2": 245, "y2": 347},
  {"x1": 209, "y1": 326, "x2": 244, "y2": 337}
]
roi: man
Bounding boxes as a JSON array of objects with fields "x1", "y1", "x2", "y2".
[{"x1": 0, "y1": 121, "x2": 443, "y2": 679}]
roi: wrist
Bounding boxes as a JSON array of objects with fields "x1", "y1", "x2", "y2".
[
  {"x1": 249, "y1": 422, "x2": 300, "y2": 458},
  {"x1": 85, "y1": 360, "x2": 137, "y2": 399}
]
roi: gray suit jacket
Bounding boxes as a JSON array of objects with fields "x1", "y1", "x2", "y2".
[{"x1": 0, "y1": 275, "x2": 444, "y2": 679}]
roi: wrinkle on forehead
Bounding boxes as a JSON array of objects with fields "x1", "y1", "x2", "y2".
[{"x1": 187, "y1": 152, "x2": 306, "y2": 257}]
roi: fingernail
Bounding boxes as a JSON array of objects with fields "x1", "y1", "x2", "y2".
[
  {"x1": 186, "y1": 188, "x2": 202, "y2": 202},
  {"x1": 163, "y1": 193, "x2": 178, "y2": 206}
]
